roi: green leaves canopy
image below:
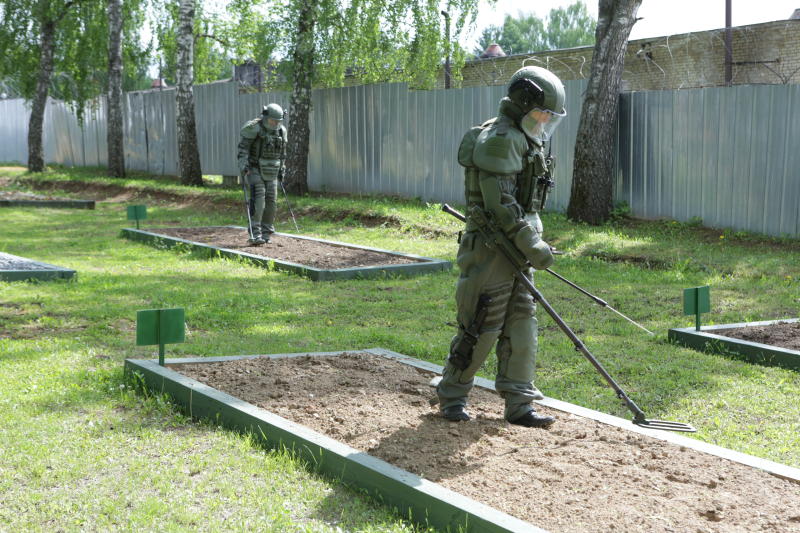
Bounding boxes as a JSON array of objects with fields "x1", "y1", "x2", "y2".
[
  {"x1": 0, "y1": 0, "x2": 149, "y2": 112},
  {"x1": 474, "y1": 0, "x2": 595, "y2": 57}
]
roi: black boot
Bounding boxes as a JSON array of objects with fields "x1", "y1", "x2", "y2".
[
  {"x1": 442, "y1": 405, "x2": 470, "y2": 422},
  {"x1": 508, "y1": 409, "x2": 555, "y2": 428}
]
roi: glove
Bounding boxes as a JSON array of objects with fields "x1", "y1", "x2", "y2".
[{"x1": 512, "y1": 224, "x2": 554, "y2": 270}]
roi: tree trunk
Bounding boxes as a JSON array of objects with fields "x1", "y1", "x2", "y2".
[
  {"x1": 284, "y1": 1, "x2": 317, "y2": 195},
  {"x1": 566, "y1": 0, "x2": 641, "y2": 224},
  {"x1": 175, "y1": 0, "x2": 203, "y2": 186},
  {"x1": 106, "y1": 0, "x2": 125, "y2": 177},
  {"x1": 27, "y1": 19, "x2": 56, "y2": 172}
]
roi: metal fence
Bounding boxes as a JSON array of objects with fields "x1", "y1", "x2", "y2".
[
  {"x1": 1, "y1": 80, "x2": 798, "y2": 237},
  {"x1": 617, "y1": 85, "x2": 800, "y2": 236}
]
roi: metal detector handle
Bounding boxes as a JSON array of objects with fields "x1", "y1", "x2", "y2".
[
  {"x1": 241, "y1": 176, "x2": 254, "y2": 239},
  {"x1": 511, "y1": 269, "x2": 647, "y2": 420}
]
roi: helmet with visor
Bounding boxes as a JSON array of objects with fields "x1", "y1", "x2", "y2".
[{"x1": 507, "y1": 66, "x2": 566, "y2": 143}]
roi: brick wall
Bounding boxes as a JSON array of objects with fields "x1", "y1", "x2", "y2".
[{"x1": 436, "y1": 19, "x2": 800, "y2": 90}]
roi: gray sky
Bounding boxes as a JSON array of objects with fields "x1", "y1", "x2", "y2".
[{"x1": 464, "y1": 0, "x2": 800, "y2": 49}]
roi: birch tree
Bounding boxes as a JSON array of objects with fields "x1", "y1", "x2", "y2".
[
  {"x1": 175, "y1": 0, "x2": 203, "y2": 186},
  {"x1": 566, "y1": 0, "x2": 642, "y2": 224},
  {"x1": 0, "y1": 0, "x2": 148, "y2": 173},
  {"x1": 107, "y1": 0, "x2": 124, "y2": 177},
  {"x1": 278, "y1": 0, "x2": 480, "y2": 194}
]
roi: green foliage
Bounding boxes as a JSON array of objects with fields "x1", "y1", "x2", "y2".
[
  {"x1": 0, "y1": 0, "x2": 149, "y2": 116},
  {"x1": 474, "y1": 0, "x2": 595, "y2": 56},
  {"x1": 236, "y1": 0, "x2": 480, "y2": 90}
]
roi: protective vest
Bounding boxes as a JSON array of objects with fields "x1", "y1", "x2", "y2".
[
  {"x1": 456, "y1": 115, "x2": 549, "y2": 214},
  {"x1": 238, "y1": 119, "x2": 287, "y2": 178}
]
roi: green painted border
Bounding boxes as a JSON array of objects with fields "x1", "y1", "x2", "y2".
[
  {"x1": 121, "y1": 226, "x2": 451, "y2": 281},
  {"x1": 668, "y1": 318, "x2": 800, "y2": 371},
  {"x1": 125, "y1": 348, "x2": 800, "y2": 533},
  {"x1": 124, "y1": 350, "x2": 541, "y2": 533},
  {"x1": 0, "y1": 252, "x2": 76, "y2": 282},
  {"x1": 0, "y1": 199, "x2": 95, "y2": 209}
]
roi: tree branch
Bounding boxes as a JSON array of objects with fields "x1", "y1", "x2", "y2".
[{"x1": 194, "y1": 33, "x2": 229, "y2": 47}]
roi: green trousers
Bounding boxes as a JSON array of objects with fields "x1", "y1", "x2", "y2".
[
  {"x1": 436, "y1": 230, "x2": 543, "y2": 421},
  {"x1": 249, "y1": 177, "x2": 278, "y2": 238}
]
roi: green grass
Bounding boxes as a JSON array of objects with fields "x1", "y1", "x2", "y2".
[{"x1": 2, "y1": 166, "x2": 800, "y2": 530}]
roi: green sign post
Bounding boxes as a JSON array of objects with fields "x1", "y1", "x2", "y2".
[
  {"x1": 683, "y1": 286, "x2": 710, "y2": 331},
  {"x1": 127, "y1": 205, "x2": 147, "y2": 229},
  {"x1": 136, "y1": 308, "x2": 185, "y2": 365}
]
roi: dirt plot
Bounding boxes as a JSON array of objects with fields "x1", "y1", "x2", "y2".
[
  {"x1": 716, "y1": 321, "x2": 800, "y2": 352},
  {"x1": 151, "y1": 226, "x2": 422, "y2": 269},
  {"x1": 1, "y1": 191, "x2": 72, "y2": 202},
  {"x1": 175, "y1": 352, "x2": 800, "y2": 533}
]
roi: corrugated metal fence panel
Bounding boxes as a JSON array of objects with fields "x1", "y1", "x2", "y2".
[
  {"x1": 547, "y1": 79, "x2": 586, "y2": 212},
  {"x1": 619, "y1": 84, "x2": 800, "y2": 236},
  {"x1": 124, "y1": 91, "x2": 148, "y2": 171},
  {"x1": 307, "y1": 81, "x2": 585, "y2": 206},
  {"x1": 143, "y1": 89, "x2": 168, "y2": 175},
  {"x1": 0, "y1": 99, "x2": 29, "y2": 164}
]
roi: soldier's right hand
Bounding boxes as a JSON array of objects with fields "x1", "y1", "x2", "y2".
[{"x1": 513, "y1": 224, "x2": 554, "y2": 270}]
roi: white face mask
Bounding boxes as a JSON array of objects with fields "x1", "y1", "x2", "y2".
[{"x1": 520, "y1": 107, "x2": 566, "y2": 143}]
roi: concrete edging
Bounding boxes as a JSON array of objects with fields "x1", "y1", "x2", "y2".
[
  {"x1": 125, "y1": 347, "x2": 800, "y2": 533},
  {"x1": 669, "y1": 318, "x2": 800, "y2": 371},
  {"x1": 120, "y1": 226, "x2": 451, "y2": 281},
  {"x1": 0, "y1": 199, "x2": 95, "y2": 209},
  {"x1": 0, "y1": 252, "x2": 76, "y2": 281}
]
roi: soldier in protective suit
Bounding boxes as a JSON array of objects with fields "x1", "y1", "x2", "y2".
[
  {"x1": 237, "y1": 103, "x2": 287, "y2": 245},
  {"x1": 436, "y1": 66, "x2": 567, "y2": 428}
]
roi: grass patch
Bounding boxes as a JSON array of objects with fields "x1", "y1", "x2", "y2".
[{"x1": 2, "y1": 166, "x2": 800, "y2": 530}]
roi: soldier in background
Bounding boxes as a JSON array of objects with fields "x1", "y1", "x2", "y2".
[
  {"x1": 237, "y1": 103, "x2": 287, "y2": 245},
  {"x1": 437, "y1": 66, "x2": 567, "y2": 428}
]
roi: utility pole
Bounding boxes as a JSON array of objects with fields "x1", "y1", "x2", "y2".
[
  {"x1": 724, "y1": 0, "x2": 732, "y2": 86},
  {"x1": 440, "y1": 10, "x2": 451, "y2": 89}
]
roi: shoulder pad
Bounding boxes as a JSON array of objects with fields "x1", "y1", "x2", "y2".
[
  {"x1": 279, "y1": 125, "x2": 288, "y2": 140},
  {"x1": 472, "y1": 125, "x2": 526, "y2": 175},
  {"x1": 240, "y1": 118, "x2": 261, "y2": 139}
]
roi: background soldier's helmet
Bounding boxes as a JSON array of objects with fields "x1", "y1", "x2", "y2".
[
  {"x1": 262, "y1": 103, "x2": 284, "y2": 121},
  {"x1": 507, "y1": 66, "x2": 567, "y2": 142}
]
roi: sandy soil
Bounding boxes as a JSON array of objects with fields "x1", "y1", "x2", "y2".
[
  {"x1": 716, "y1": 321, "x2": 800, "y2": 351},
  {"x1": 174, "y1": 352, "x2": 800, "y2": 533},
  {"x1": 150, "y1": 226, "x2": 423, "y2": 269}
]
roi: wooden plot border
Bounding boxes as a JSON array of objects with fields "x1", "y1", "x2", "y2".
[
  {"x1": 0, "y1": 251, "x2": 76, "y2": 281},
  {"x1": 669, "y1": 318, "x2": 800, "y2": 371},
  {"x1": 121, "y1": 226, "x2": 451, "y2": 281},
  {"x1": 124, "y1": 348, "x2": 800, "y2": 533}
]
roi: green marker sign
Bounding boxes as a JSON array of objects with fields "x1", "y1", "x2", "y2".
[
  {"x1": 136, "y1": 308, "x2": 185, "y2": 366},
  {"x1": 683, "y1": 285, "x2": 710, "y2": 331},
  {"x1": 127, "y1": 205, "x2": 147, "y2": 229}
]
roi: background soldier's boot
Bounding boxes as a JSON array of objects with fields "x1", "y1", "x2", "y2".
[
  {"x1": 442, "y1": 405, "x2": 470, "y2": 422},
  {"x1": 508, "y1": 409, "x2": 555, "y2": 428},
  {"x1": 249, "y1": 224, "x2": 265, "y2": 245},
  {"x1": 260, "y1": 223, "x2": 272, "y2": 243}
]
